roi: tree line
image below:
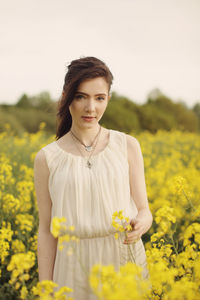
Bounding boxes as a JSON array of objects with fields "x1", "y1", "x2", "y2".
[{"x1": 0, "y1": 89, "x2": 200, "y2": 135}]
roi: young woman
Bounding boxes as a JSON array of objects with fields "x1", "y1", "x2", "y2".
[{"x1": 34, "y1": 56, "x2": 153, "y2": 299}]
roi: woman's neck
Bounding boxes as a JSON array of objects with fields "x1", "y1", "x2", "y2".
[{"x1": 69, "y1": 124, "x2": 102, "y2": 145}]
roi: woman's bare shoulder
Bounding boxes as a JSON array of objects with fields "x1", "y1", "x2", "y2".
[
  {"x1": 34, "y1": 148, "x2": 45, "y2": 162},
  {"x1": 34, "y1": 149, "x2": 49, "y2": 172},
  {"x1": 34, "y1": 140, "x2": 56, "y2": 163},
  {"x1": 125, "y1": 134, "x2": 142, "y2": 163},
  {"x1": 125, "y1": 133, "x2": 140, "y2": 150}
]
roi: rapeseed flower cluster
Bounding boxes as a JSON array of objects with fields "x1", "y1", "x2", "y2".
[
  {"x1": 184, "y1": 222, "x2": 200, "y2": 246},
  {"x1": 32, "y1": 280, "x2": 74, "y2": 300},
  {"x1": 0, "y1": 221, "x2": 13, "y2": 263},
  {"x1": 15, "y1": 213, "x2": 34, "y2": 232},
  {"x1": 111, "y1": 210, "x2": 132, "y2": 239},
  {"x1": 51, "y1": 216, "x2": 79, "y2": 251},
  {"x1": 111, "y1": 210, "x2": 137, "y2": 263},
  {"x1": 89, "y1": 262, "x2": 150, "y2": 300},
  {"x1": 12, "y1": 239, "x2": 26, "y2": 253},
  {"x1": 7, "y1": 251, "x2": 35, "y2": 290},
  {"x1": 154, "y1": 206, "x2": 176, "y2": 235},
  {"x1": 2, "y1": 194, "x2": 21, "y2": 214},
  {"x1": 0, "y1": 154, "x2": 15, "y2": 195}
]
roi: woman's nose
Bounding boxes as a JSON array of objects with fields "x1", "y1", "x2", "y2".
[{"x1": 85, "y1": 99, "x2": 95, "y2": 112}]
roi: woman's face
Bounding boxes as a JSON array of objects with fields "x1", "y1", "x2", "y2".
[{"x1": 69, "y1": 77, "x2": 111, "y2": 129}]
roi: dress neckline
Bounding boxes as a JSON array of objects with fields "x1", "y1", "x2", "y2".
[{"x1": 54, "y1": 129, "x2": 112, "y2": 159}]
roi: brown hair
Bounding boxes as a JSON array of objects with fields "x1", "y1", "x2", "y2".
[{"x1": 55, "y1": 56, "x2": 114, "y2": 139}]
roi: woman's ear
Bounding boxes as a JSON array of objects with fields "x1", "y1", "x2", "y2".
[{"x1": 108, "y1": 95, "x2": 111, "y2": 102}]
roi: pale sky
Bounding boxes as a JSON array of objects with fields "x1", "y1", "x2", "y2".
[{"x1": 1, "y1": 0, "x2": 200, "y2": 108}]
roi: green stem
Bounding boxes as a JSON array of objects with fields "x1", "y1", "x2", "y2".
[
  {"x1": 119, "y1": 218, "x2": 136, "y2": 263},
  {"x1": 182, "y1": 188, "x2": 195, "y2": 212},
  {"x1": 124, "y1": 231, "x2": 136, "y2": 263},
  {"x1": 169, "y1": 233, "x2": 178, "y2": 255}
]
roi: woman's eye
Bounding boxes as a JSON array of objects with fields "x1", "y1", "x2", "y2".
[
  {"x1": 75, "y1": 95, "x2": 84, "y2": 99},
  {"x1": 75, "y1": 95, "x2": 105, "y2": 101}
]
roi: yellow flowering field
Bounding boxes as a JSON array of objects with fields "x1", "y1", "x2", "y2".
[{"x1": 0, "y1": 123, "x2": 200, "y2": 299}]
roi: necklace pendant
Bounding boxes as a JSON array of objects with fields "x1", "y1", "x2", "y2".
[
  {"x1": 87, "y1": 161, "x2": 92, "y2": 168},
  {"x1": 85, "y1": 146, "x2": 93, "y2": 152}
]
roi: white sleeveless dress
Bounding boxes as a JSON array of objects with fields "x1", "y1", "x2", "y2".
[{"x1": 41, "y1": 129, "x2": 148, "y2": 300}]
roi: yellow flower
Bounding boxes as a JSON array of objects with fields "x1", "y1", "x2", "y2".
[
  {"x1": 20, "y1": 286, "x2": 28, "y2": 299},
  {"x1": 125, "y1": 224, "x2": 132, "y2": 231},
  {"x1": 39, "y1": 122, "x2": 46, "y2": 130},
  {"x1": 51, "y1": 217, "x2": 67, "y2": 238},
  {"x1": 7, "y1": 251, "x2": 35, "y2": 286},
  {"x1": 183, "y1": 223, "x2": 200, "y2": 247},
  {"x1": 112, "y1": 210, "x2": 127, "y2": 233},
  {"x1": 2, "y1": 194, "x2": 21, "y2": 214},
  {"x1": 0, "y1": 221, "x2": 13, "y2": 263},
  {"x1": 89, "y1": 262, "x2": 150, "y2": 299},
  {"x1": 12, "y1": 240, "x2": 26, "y2": 253},
  {"x1": 32, "y1": 280, "x2": 73, "y2": 299},
  {"x1": 32, "y1": 280, "x2": 58, "y2": 296},
  {"x1": 15, "y1": 214, "x2": 34, "y2": 232},
  {"x1": 114, "y1": 233, "x2": 119, "y2": 240},
  {"x1": 69, "y1": 225, "x2": 75, "y2": 232}
]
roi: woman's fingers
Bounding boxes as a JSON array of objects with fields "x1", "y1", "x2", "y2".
[
  {"x1": 123, "y1": 236, "x2": 140, "y2": 244},
  {"x1": 130, "y1": 218, "x2": 143, "y2": 230},
  {"x1": 123, "y1": 227, "x2": 144, "y2": 244},
  {"x1": 128, "y1": 227, "x2": 143, "y2": 237},
  {"x1": 123, "y1": 218, "x2": 145, "y2": 244}
]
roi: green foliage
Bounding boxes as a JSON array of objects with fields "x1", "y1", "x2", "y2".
[
  {"x1": 101, "y1": 92, "x2": 141, "y2": 133},
  {"x1": 0, "y1": 90, "x2": 199, "y2": 135},
  {"x1": 1, "y1": 91, "x2": 57, "y2": 134},
  {"x1": 16, "y1": 92, "x2": 56, "y2": 111},
  {"x1": 192, "y1": 103, "x2": 200, "y2": 131},
  {"x1": 0, "y1": 110, "x2": 24, "y2": 134},
  {"x1": 0, "y1": 107, "x2": 56, "y2": 135},
  {"x1": 144, "y1": 94, "x2": 199, "y2": 133}
]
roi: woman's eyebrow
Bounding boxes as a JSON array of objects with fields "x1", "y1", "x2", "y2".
[{"x1": 75, "y1": 91, "x2": 107, "y2": 96}]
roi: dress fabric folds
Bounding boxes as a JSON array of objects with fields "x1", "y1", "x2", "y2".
[{"x1": 41, "y1": 129, "x2": 149, "y2": 300}]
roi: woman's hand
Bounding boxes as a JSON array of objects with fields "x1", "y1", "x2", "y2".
[{"x1": 123, "y1": 208, "x2": 153, "y2": 244}]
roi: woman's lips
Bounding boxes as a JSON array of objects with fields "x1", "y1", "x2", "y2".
[{"x1": 82, "y1": 116, "x2": 95, "y2": 122}]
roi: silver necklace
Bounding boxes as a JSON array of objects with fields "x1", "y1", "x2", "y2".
[
  {"x1": 70, "y1": 126, "x2": 102, "y2": 168},
  {"x1": 70, "y1": 126, "x2": 101, "y2": 152}
]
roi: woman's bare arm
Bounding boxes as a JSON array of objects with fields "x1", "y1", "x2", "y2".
[
  {"x1": 34, "y1": 149, "x2": 58, "y2": 281},
  {"x1": 125, "y1": 134, "x2": 153, "y2": 243}
]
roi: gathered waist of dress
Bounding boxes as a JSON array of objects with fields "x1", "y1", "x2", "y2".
[
  {"x1": 63, "y1": 229, "x2": 125, "y2": 240},
  {"x1": 79, "y1": 232, "x2": 116, "y2": 240}
]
